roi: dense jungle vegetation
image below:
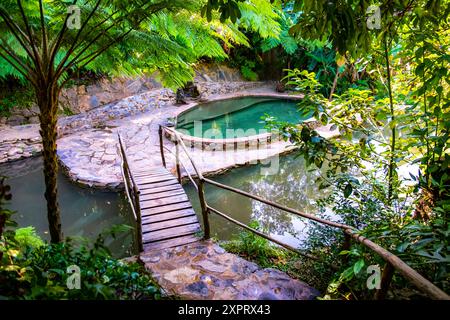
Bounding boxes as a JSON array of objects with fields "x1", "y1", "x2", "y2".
[{"x1": 0, "y1": 0, "x2": 449, "y2": 300}]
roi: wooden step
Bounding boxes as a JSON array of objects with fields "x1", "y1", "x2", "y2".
[
  {"x1": 136, "y1": 175, "x2": 176, "y2": 184},
  {"x1": 134, "y1": 170, "x2": 171, "y2": 177},
  {"x1": 138, "y1": 184, "x2": 183, "y2": 196},
  {"x1": 141, "y1": 208, "x2": 197, "y2": 224},
  {"x1": 138, "y1": 179, "x2": 179, "y2": 189},
  {"x1": 143, "y1": 234, "x2": 200, "y2": 251},
  {"x1": 140, "y1": 194, "x2": 189, "y2": 209},
  {"x1": 143, "y1": 223, "x2": 201, "y2": 243},
  {"x1": 141, "y1": 201, "x2": 192, "y2": 215},
  {"x1": 142, "y1": 215, "x2": 199, "y2": 233}
]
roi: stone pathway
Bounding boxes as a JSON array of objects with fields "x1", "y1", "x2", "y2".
[
  {"x1": 140, "y1": 240, "x2": 320, "y2": 300},
  {"x1": 56, "y1": 86, "x2": 324, "y2": 189}
]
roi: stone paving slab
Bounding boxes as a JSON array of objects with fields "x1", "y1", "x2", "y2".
[
  {"x1": 1, "y1": 82, "x2": 339, "y2": 189},
  {"x1": 56, "y1": 85, "x2": 312, "y2": 189},
  {"x1": 140, "y1": 240, "x2": 320, "y2": 300}
]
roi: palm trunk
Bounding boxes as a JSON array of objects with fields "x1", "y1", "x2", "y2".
[{"x1": 37, "y1": 83, "x2": 63, "y2": 243}]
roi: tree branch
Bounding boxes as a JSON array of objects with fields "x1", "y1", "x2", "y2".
[
  {"x1": 0, "y1": 8, "x2": 35, "y2": 61},
  {"x1": 0, "y1": 45, "x2": 36, "y2": 86},
  {"x1": 58, "y1": 0, "x2": 171, "y2": 77},
  {"x1": 39, "y1": 0, "x2": 48, "y2": 61},
  {"x1": 54, "y1": 0, "x2": 105, "y2": 79},
  {"x1": 48, "y1": 0, "x2": 79, "y2": 78}
]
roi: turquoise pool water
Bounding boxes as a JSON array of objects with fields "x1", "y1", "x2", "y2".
[
  {"x1": 176, "y1": 97, "x2": 312, "y2": 138},
  {"x1": 0, "y1": 157, "x2": 135, "y2": 258}
]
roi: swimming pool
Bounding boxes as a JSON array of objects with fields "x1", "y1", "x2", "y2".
[{"x1": 175, "y1": 96, "x2": 313, "y2": 139}]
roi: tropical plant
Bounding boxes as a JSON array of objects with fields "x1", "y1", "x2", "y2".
[
  {"x1": 0, "y1": 0, "x2": 284, "y2": 243},
  {"x1": 0, "y1": 180, "x2": 160, "y2": 300},
  {"x1": 262, "y1": 0, "x2": 450, "y2": 298}
]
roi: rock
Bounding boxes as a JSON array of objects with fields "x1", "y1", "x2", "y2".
[
  {"x1": 258, "y1": 292, "x2": 279, "y2": 300},
  {"x1": 28, "y1": 116, "x2": 39, "y2": 124},
  {"x1": 101, "y1": 154, "x2": 116, "y2": 162},
  {"x1": 7, "y1": 147, "x2": 23, "y2": 156},
  {"x1": 192, "y1": 260, "x2": 227, "y2": 274},
  {"x1": 141, "y1": 254, "x2": 161, "y2": 263},
  {"x1": 213, "y1": 245, "x2": 226, "y2": 254},
  {"x1": 8, "y1": 115, "x2": 26, "y2": 125},
  {"x1": 186, "y1": 281, "x2": 209, "y2": 296},
  {"x1": 163, "y1": 267, "x2": 200, "y2": 284}
]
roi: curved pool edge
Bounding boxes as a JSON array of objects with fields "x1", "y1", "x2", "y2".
[
  {"x1": 52, "y1": 89, "x2": 340, "y2": 191},
  {"x1": 170, "y1": 93, "x2": 315, "y2": 151}
]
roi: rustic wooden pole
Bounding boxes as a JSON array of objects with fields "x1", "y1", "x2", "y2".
[
  {"x1": 375, "y1": 262, "x2": 395, "y2": 300},
  {"x1": 132, "y1": 184, "x2": 144, "y2": 252},
  {"x1": 158, "y1": 125, "x2": 166, "y2": 168},
  {"x1": 175, "y1": 139, "x2": 182, "y2": 184},
  {"x1": 198, "y1": 179, "x2": 210, "y2": 239}
]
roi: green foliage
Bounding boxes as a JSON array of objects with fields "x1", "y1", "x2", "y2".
[
  {"x1": 224, "y1": 221, "x2": 274, "y2": 262},
  {"x1": 264, "y1": 0, "x2": 450, "y2": 297},
  {"x1": 241, "y1": 63, "x2": 259, "y2": 81},
  {"x1": 221, "y1": 220, "x2": 334, "y2": 291},
  {"x1": 0, "y1": 0, "x2": 281, "y2": 90},
  {"x1": 14, "y1": 227, "x2": 44, "y2": 249},
  {"x1": 0, "y1": 85, "x2": 34, "y2": 116}
]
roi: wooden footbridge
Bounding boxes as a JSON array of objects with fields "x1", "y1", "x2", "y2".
[
  {"x1": 117, "y1": 138, "x2": 201, "y2": 251},
  {"x1": 116, "y1": 126, "x2": 449, "y2": 300}
]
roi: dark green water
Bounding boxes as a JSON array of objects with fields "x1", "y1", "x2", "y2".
[
  {"x1": 184, "y1": 152, "x2": 335, "y2": 249},
  {"x1": 176, "y1": 97, "x2": 313, "y2": 138},
  {"x1": 0, "y1": 157, "x2": 135, "y2": 257}
]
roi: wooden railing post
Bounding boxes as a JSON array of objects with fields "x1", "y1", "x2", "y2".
[
  {"x1": 175, "y1": 139, "x2": 182, "y2": 184},
  {"x1": 159, "y1": 125, "x2": 166, "y2": 168},
  {"x1": 375, "y1": 262, "x2": 395, "y2": 300},
  {"x1": 133, "y1": 185, "x2": 143, "y2": 252},
  {"x1": 198, "y1": 179, "x2": 210, "y2": 239}
]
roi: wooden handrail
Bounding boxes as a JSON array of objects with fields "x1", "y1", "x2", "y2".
[
  {"x1": 162, "y1": 145, "x2": 199, "y2": 191},
  {"x1": 163, "y1": 126, "x2": 204, "y2": 179},
  {"x1": 158, "y1": 125, "x2": 450, "y2": 300},
  {"x1": 203, "y1": 177, "x2": 348, "y2": 230},
  {"x1": 207, "y1": 205, "x2": 320, "y2": 262}
]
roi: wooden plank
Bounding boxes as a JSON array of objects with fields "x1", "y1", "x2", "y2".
[
  {"x1": 142, "y1": 216, "x2": 199, "y2": 233},
  {"x1": 133, "y1": 170, "x2": 171, "y2": 178},
  {"x1": 140, "y1": 194, "x2": 189, "y2": 208},
  {"x1": 135, "y1": 175, "x2": 175, "y2": 184},
  {"x1": 133, "y1": 172, "x2": 170, "y2": 179},
  {"x1": 138, "y1": 179, "x2": 179, "y2": 189},
  {"x1": 139, "y1": 189, "x2": 186, "y2": 201},
  {"x1": 141, "y1": 208, "x2": 196, "y2": 224},
  {"x1": 141, "y1": 201, "x2": 192, "y2": 215},
  {"x1": 139, "y1": 184, "x2": 183, "y2": 196},
  {"x1": 143, "y1": 223, "x2": 201, "y2": 243},
  {"x1": 143, "y1": 234, "x2": 199, "y2": 251}
]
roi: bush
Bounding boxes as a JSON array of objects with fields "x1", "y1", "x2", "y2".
[{"x1": 0, "y1": 179, "x2": 161, "y2": 300}]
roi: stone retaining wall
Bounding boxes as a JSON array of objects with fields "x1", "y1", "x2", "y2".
[
  {"x1": 1, "y1": 63, "x2": 243, "y2": 126},
  {"x1": 0, "y1": 81, "x2": 267, "y2": 164}
]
